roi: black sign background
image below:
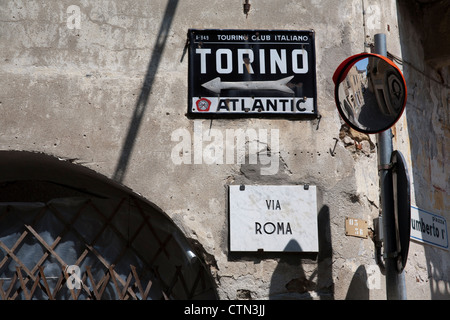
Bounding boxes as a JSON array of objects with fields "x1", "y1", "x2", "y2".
[{"x1": 187, "y1": 29, "x2": 317, "y2": 117}]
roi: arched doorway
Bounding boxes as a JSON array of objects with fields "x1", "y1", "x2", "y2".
[{"x1": 0, "y1": 151, "x2": 218, "y2": 300}]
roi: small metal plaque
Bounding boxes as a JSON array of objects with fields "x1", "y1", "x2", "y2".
[{"x1": 345, "y1": 217, "x2": 368, "y2": 239}]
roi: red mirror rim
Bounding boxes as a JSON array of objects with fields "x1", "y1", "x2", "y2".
[{"x1": 333, "y1": 52, "x2": 407, "y2": 134}]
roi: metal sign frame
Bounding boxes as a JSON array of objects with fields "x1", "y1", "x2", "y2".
[
  {"x1": 391, "y1": 150, "x2": 411, "y2": 272},
  {"x1": 187, "y1": 29, "x2": 317, "y2": 118}
]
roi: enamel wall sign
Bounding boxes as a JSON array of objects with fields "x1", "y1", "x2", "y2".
[{"x1": 188, "y1": 29, "x2": 317, "y2": 118}]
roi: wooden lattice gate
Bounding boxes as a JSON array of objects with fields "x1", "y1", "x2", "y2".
[{"x1": 0, "y1": 196, "x2": 216, "y2": 300}]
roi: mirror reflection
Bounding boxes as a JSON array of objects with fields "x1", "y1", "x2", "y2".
[{"x1": 336, "y1": 56, "x2": 405, "y2": 133}]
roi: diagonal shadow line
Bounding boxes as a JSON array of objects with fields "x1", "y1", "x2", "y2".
[{"x1": 113, "y1": 0, "x2": 179, "y2": 182}]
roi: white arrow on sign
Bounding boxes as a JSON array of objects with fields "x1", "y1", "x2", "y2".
[{"x1": 201, "y1": 76, "x2": 295, "y2": 94}]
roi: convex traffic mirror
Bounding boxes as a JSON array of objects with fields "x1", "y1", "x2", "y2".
[{"x1": 332, "y1": 53, "x2": 407, "y2": 134}]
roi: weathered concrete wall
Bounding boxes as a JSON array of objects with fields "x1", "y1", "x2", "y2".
[
  {"x1": 0, "y1": 0, "x2": 448, "y2": 299},
  {"x1": 395, "y1": 0, "x2": 450, "y2": 299}
]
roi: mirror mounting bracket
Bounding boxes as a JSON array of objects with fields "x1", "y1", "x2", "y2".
[
  {"x1": 378, "y1": 163, "x2": 393, "y2": 171},
  {"x1": 378, "y1": 161, "x2": 400, "y2": 172}
]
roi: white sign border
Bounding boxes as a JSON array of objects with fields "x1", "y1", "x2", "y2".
[{"x1": 228, "y1": 184, "x2": 319, "y2": 253}]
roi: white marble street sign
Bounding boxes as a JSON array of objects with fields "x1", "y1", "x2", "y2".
[{"x1": 229, "y1": 185, "x2": 318, "y2": 252}]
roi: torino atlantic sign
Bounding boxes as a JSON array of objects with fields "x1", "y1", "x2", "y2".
[{"x1": 187, "y1": 29, "x2": 317, "y2": 118}]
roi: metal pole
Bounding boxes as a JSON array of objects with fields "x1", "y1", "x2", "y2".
[{"x1": 375, "y1": 33, "x2": 407, "y2": 300}]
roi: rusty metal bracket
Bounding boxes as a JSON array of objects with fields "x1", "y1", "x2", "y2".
[
  {"x1": 243, "y1": 0, "x2": 251, "y2": 17},
  {"x1": 330, "y1": 137, "x2": 339, "y2": 156},
  {"x1": 378, "y1": 163, "x2": 394, "y2": 171}
]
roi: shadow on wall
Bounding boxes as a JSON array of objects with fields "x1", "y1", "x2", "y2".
[
  {"x1": 268, "y1": 205, "x2": 334, "y2": 300},
  {"x1": 396, "y1": 0, "x2": 450, "y2": 299},
  {"x1": 113, "y1": 0, "x2": 179, "y2": 182},
  {"x1": 345, "y1": 266, "x2": 369, "y2": 300}
]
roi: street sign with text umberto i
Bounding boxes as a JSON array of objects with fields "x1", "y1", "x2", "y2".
[{"x1": 188, "y1": 29, "x2": 317, "y2": 117}]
